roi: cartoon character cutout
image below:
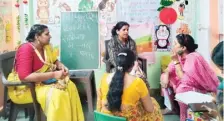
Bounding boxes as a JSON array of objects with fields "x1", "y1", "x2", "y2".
[
  {"x1": 178, "y1": 3, "x2": 185, "y2": 20},
  {"x1": 155, "y1": 25, "x2": 170, "y2": 51},
  {"x1": 176, "y1": 23, "x2": 191, "y2": 34},
  {"x1": 37, "y1": 0, "x2": 49, "y2": 24}
]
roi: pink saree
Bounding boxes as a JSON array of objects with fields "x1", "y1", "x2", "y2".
[{"x1": 161, "y1": 52, "x2": 219, "y2": 121}]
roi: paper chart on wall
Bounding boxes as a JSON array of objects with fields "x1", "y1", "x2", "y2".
[
  {"x1": 116, "y1": 0, "x2": 159, "y2": 24},
  {"x1": 116, "y1": 0, "x2": 160, "y2": 63}
]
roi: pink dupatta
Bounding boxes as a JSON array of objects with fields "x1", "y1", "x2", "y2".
[{"x1": 170, "y1": 52, "x2": 219, "y2": 93}]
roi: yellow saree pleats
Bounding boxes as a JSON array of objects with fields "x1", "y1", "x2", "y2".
[{"x1": 7, "y1": 44, "x2": 84, "y2": 121}]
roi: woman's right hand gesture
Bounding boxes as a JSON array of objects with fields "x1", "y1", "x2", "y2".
[
  {"x1": 53, "y1": 70, "x2": 64, "y2": 79},
  {"x1": 160, "y1": 80, "x2": 169, "y2": 88}
]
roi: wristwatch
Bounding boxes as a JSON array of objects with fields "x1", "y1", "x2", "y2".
[{"x1": 174, "y1": 61, "x2": 180, "y2": 65}]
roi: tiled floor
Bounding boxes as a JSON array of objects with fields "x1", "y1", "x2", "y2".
[
  {"x1": 0, "y1": 95, "x2": 180, "y2": 121},
  {"x1": 0, "y1": 106, "x2": 180, "y2": 121},
  {"x1": 0, "y1": 112, "x2": 180, "y2": 121}
]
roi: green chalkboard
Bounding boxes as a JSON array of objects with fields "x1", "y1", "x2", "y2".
[{"x1": 60, "y1": 11, "x2": 99, "y2": 70}]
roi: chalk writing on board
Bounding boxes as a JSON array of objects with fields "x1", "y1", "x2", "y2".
[
  {"x1": 80, "y1": 51, "x2": 94, "y2": 59},
  {"x1": 68, "y1": 42, "x2": 74, "y2": 48},
  {"x1": 61, "y1": 11, "x2": 99, "y2": 69},
  {"x1": 63, "y1": 13, "x2": 97, "y2": 22},
  {"x1": 76, "y1": 43, "x2": 91, "y2": 50},
  {"x1": 62, "y1": 23, "x2": 91, "y2": 32},
  {"x1": 62, "y1": 33, "x2": 86, "y2": 43}
]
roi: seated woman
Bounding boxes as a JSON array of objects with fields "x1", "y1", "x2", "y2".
[
  {"x1": 7, "y1": 24, "x2": 84, "y2": 121},
  {"x1": 160, "y1": 34, "x2": 219, "y2": 121},
  {"x1": 202, "y1": 41, "x2": 223, "y2": 121},
  {"x1": 97, "y1": 48, "x2": 163, "y2": 121},
  {"x1": 105, "y1": 21, "x2": 150, "y2": 90}
]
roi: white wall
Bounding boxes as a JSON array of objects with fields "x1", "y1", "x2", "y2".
[
  {"x1": 170, "y1": 0, "x2": 211, "y2": 62},
  {"x1": 195, "y1": 0, "x2": 211, "y2": 63},
  {"x1": 219, "y1": 0, "x2": 224, "y2": 37}
]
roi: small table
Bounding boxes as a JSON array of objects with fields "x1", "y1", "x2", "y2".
[{"x1": 69, "y1": 71, "x2": 96, "y2": 112}]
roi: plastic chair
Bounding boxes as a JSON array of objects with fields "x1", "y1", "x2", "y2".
[
  {"x1": 94, "y1": 110, "x2": 126, "y2": 121},
  {"x1": 103, "y1": 40, "x2": 147, "y2": 75},
  {"x1": 0, "y1": 51, "x2": 46, "y2": 121}
]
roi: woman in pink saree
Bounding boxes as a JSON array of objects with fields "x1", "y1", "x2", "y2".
[{"x1": 160, "y1": 34, "x2": 219, "y2": 121}]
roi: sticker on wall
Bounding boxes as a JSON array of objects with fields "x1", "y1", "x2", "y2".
[
  {"x1": 37, "y1": 0, "x2": 49, "y2": 24},
  {"x1": 176, "y1": 0, "x2": 188, "y2": 20},
  {"x1": 159, "y1": 8, "x2": 177, "y2": 24},
  {"x1": 154, "y1": 25, "x2": 171, "y2": 51},
  {"x1": 176, "y1": 23, "x2": 191, "y2": 34},
  {"x1": 178, "y1": 3, "x2": 185, "y2": 20}
]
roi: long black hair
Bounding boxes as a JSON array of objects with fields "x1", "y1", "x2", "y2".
[
  {"x1": 111, "y1": 21, "x2": 130, "y2": 36},
  {"x1": 107, "y1": 48, "x2": 136, "y2": 111},
  {"x1": 176, "y1": 34, "x2": 198, "y2": 53},
  {"x1": 211, "y1": 41, "x2": 223, "y2": 69},
  {"x1": 26, "y1": 24, "x2": 48, "y2": 42}
]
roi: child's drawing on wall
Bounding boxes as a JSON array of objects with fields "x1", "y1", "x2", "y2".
[
  {"x1": 98, "y1": 0, "x2": 116, "y2": 23},
  {"x1": 37, "y1": 0, "x2": 50, "y2": 24},
  {"x1": 52, "y1": 1, "x2": 71, "y2": 24},
  {"x1": 98, "y1": 0, "x2": 116, "y2": 12},
  {"x1": 78, "y1": 0, "x2": 94, "y2": 11}
]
